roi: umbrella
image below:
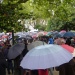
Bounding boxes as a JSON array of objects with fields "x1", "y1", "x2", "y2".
[
  {"x1": 46, "y1": 32, "x2": 52, "y2": 36},
  {"x1": 59, "y1": 30, "x2": 66, "y2": 34},
  {"x1": 60, "y1": 44, "x2": 75, "y2": 57},
  {"x1": 2, "y1": 35, "x2": 8, "y2": 38},
  {"x1": 37, "y1": 31, "x2": 47, "y2": 37},
  {"x1": 63, "y1": 31, "x2": 75, "y2": 37},
  {"x1": 8, "y1": 43, "x2": 25, "y2": 59},
  {"x1": 15, "y1": 38, "x2": 24, "y2": 43},
  {"x1": 60, "y1": 44, "x2": 74, "y2": 53},
  {"x1": 59, "y1": 31, "x2": 66, "y2": 37},
  {"x1": 19, "y1": 34, "x2": 32, "y2": 40},
  {"x1": 32, "y1": 34, "x2": 37, "y2": 38},
  {"x1": 71, "y1": 31, "x2": 75, "y2": 36},
  {"x1": 26, "y1": 35, "x2": 33, "y2": 40},
  {"x1": 53, "y1": 33, "x2": 62, "y2": 39},
  {"x1": 37, "y1": 32, "x2": 44, "y2": 37},
  {"x1": 27, "y1": 41, "x2": 47, "y2": 50},
  {"x1": 20, "y1": 44, "x2": 73, "y2": 70}
]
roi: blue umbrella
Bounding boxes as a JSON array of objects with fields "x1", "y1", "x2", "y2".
[
  {"x1": 20, "y1": 44, "x2": 72, "y2": 70},
  {"x1": 63, "y1": 31, "x2": 75, "y2": 37},
  {"x1": 53, "y1": 33, "x2": 62, "y2": 39},
  {"x1": 71, "y1": 31, "x2": 75, "y2": 36}
]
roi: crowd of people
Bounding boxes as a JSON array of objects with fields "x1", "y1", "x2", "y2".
[{"x1": 0, "y1": 34, "x2": 75, "y2": 75}]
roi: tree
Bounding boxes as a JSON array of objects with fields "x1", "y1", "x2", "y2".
[
  {"x1": 0, "y1": 0, "x2": 28, "y2": 32},
  {"x1": 34, "y1": 24, "x2": 46, "y2": 31},
  {"x1": 1, "y1": 0, "x2": 75, "y2": 32}
]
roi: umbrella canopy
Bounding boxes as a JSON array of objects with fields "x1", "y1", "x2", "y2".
[
  {"x1": 26, "y1": 35, "x2": 33, "y2": 40},
  {"x1": 60, "y1": 44, "x2": 75, "y2": 57},
  {"x1": 46, "y1": 32, "x2": 52, "y2": 36},
  {"x1": 53, "y1": 33, "x2": 62, "y2": 39},
  {"x1": 20, "y1": 44, "x2": 73, "y2": 70},
  {"x1": 8, "y1": 43, "x2": 25, "y2": 59},
  {"x1": 71, "y1": 31, "x2": 75, "y2": 36},
  {"x1": 60, "y1": 44, "x2": 74, "y2": 53},
  {"x1": 2, "y1": 35, "x2": 8, "y2": 39},
  {"x1": 32, "y1": 34, "x2": 37, "y2": 38},
  {"x1": 63, "y1": 31, "x2": 75, "y2": 37},
  {"x1": 59, "y1": 30, "x2": 66, "y2": 33},
  {"x1": 37, "y1": 31, "x2": 47, "y2": 37},
  {"x1": 27, "y1": 41, "x2": 47, "y2": 50},
  {"x1": 59, "y1": 31, "x2": 66, "y2": 37}
]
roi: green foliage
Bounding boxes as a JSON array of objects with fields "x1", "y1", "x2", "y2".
[
  {"x1": 34, "y1": 24, "x2": 46, "y2": 31},
  {"x1": 60, "y1": 22, "x2": 73, "y2": 31},
  {"x1": 46, "y1": 17, "x2": 66, "y2": 31},
  {"x1": 0, "y1": 0, "x2": 29, "y2": 32},
  {"x1": 1, "y1": 0, "x2": 75, "y2": 32}
]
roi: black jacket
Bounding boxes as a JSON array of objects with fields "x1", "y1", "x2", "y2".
[{"x1": 0, "y1": 52, "x2": 7, "y2": 75}]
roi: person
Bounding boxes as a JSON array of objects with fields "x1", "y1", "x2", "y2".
[
  {"x1": 14, "y1": 38, "x2": 28, "y2": 75},
  {"x1": 22, "y1": 38, "x2": 29, "y2": 75},
  {"x1": 14, "y1": 55, "x2": 22, "y2": 75},
  {"x1": 48, "y1": 36, "x2": 54, "y2": 44},
  {"x1": 38, "y1": 69, "x2": 49, "y2": 75},
  {"x1": 24, "y1": 69, "x2": 31, "y2": 75},
  {"x1": 7, "y1": 45, "x2": 13, "y2": 75},
  {"x1": 22, "y1": 38, "x2": 28, "y2": 57},
  {"x1": 65, "y1": 58, "x2": 75, "y2": 75},
  {"x1": 3, "y1": 42, "x2": 13, "y2": 75},
  {"x1": 7, "y1": 59, "x2": 13, "y2": 74},
  {"x1": 65, "y1": 37, "x2": 71, "y2": 46},
  {"x1": 23, "y1": 39, "x2": 39, "y2": 75},
  {"x1": 31, "y1": 70, "x2": 38, "y2": 75},
  {"x1": 55, "y1": 38, "x2": 66, "y2": 75},
  {"x1": 54, "y1": 37, "x2": 66, "y2": 45},
  {"x1": 55, "y1": 38, "x2": 75, "y2": 75},
  {"x1": 70, "y1": 38, "x2": 75, "y2": 47},
  {"x1": 0, "y1": 46, "x2": 7, "y2": 75},
  {"x1": 55, "y1": 64, "x2": 66, "y2": 75}
]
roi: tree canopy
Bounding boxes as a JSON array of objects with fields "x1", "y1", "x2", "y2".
[{"x1": 0, "y1": 0, "x2": 75, "y2": 32}]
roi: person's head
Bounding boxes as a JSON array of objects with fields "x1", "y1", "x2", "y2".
[
  {"x1": 7, "y1": 44, "x2": 11, "y2": 49},
  {"x1": 24, "y1": 38, "x2": 28, "y2": 45},
  {"x1": 60, "y1": 38, "x2": 66, "y2": 45},
  {"x1": 54, "y1": 38, "x2": 66, "y2": 45},
  {"x1": 66, "y1": 38, "x2": 71, "y2": 45},
  {"x1": 49, "y1": 35, "x2": 52, "y2": 38}
]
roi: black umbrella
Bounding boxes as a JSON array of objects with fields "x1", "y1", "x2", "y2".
[{"x1": 8, "y1": 43, "x2": 25, "y2": 59}]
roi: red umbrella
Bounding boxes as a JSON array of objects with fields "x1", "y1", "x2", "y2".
[
  {"x1": 60, "y1": 30, "x2": 66, "y2": 33},
  {"x1": 2, "y1": 35, "x2": 8, "y2": 38},
  {"x1": 32, "y1": 34, "x2": 37, "y2": 38},
  {"x1": 60, "y1": 44, "x2": 74, "y2": 53}
]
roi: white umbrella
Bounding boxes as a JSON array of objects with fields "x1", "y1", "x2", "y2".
[{"x1": 20, "y1": 44, "x2": 73, "y2": 70}]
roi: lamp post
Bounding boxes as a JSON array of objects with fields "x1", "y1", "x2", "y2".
[{"x1": 12, "y1": 30, "x2": 14, "y2": 45}]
